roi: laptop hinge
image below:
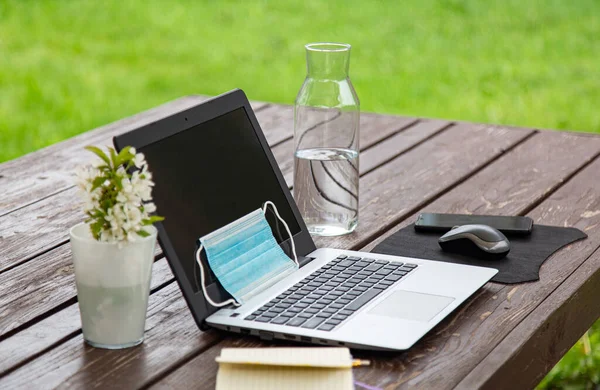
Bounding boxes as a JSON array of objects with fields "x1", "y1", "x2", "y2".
[{"x1": 298, "y1": 256, "x2": 314, "y2": 268}]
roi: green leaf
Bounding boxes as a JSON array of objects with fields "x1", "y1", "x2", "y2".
[
  {"x1": 92, "y1": 209, "x2": 105, "y2": 218},
  {"x1": 90, "y1": 219, "x2": 104, "y2": 240},
  {"x1": 142, "y1": 215, "x2": 165, "y2": 225},
  {"x1": 136, "y1": 229, "x2": 151, "y2": 238},
  {"x1": 113, "y1": 170, "x2": 123, "y2": 190},
  {"x1": 109, "y1": 148, "x2": 118, "y2": 168},
  {"x1": 91, "y1": 175, "x2": 106, "y2": 191},
  {"x1": 116, "y1": 146, "x2": 134, "y2": 167},
  {"x1": 85, "y1": 146, "x2": 111, "y2": 168},
  {"x1": 101, "y1": 198, "x2": 113, "y2": 211},
  {"x1": 97, "y1": 165, "x2": 112, "y2": 174}
]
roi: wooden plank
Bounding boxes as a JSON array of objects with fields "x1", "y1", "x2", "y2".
[
  {"x1": 0, "y1": 108, "x2": 414, "y2": 274},
  {"x1": 362, "y1": 130, "x2": 600, "y2": 251},
  {"x1": 456, "y1": 161, "x2": 600, "y2": 388},
  {"x1": 0, "y1": 243, "x2": 165, "y2": 338},
  {"x1": 274, "y1": 118, "x2": 447, "y2": 186},
  {"x1": 360, "y1": 119, "x2": 451, "y2": 175},
  {"x1": 458, "y1": 248, "x2": 600, "y2": 389},
  {"x1": 0, "y1": 104, "x2": 291, "y2": 273},
  {"x1": 0, "y1": 190, "x2": 162, "y2": 274},
  {"x1": 254, "y1": 106, "x2": 416, "y2": 149},
  {"x1": 150, "y1": 336, "x2": 254, "y2": 390},
  {"x1": 0, "y1": 96, "x2": 267, "y2": 218},
  {"x1": 0, "y1": 258, "x2": 173, "y2": 375},
  {"x1": 0, "y1": 112, "x2": 425, "y2": 376},
  {"x1": 0, "y1": 122, "x2": 534, "y2": 388},
  {"x1": 0, "y1": 110, "x2": 420, "y2": 335},
  {"x1": 0, "y1": 190, "x2": 84, "y2": 273},
  {"x1": 0, "y1": 96, "x2": 269, "y2": 270},
  {"x1": 0, "y1": 283, "x2": 221, "y2": 389},
  {"x1": 253, "y1": 104, "x2": 294, "y2": 146},
  {"x1": 150, "y1": 131, "x2": 600, "y2": 389},
  {"x1": 349, "y1": 137, "x2": 600, "y2": 389},
  {"x1": 260, "y1": 104, "x2": 416, "y2": 151},
  {"x1": 0, "y1": 96, "x2": 209, "y2": 216},
  {"x1": 315, "y1": 123, "x2": 533, "y2": 250}
]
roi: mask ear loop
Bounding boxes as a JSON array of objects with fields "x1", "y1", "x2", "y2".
[
  {"x1": 195, "y1": 201, "x2": 298, "y2": 308},
  {"x1": 196, "y1": 245, "x2": 241, "y2": 308},
  {"x1": 263, "y1": 200, "x2": 299, "y2": 267}
]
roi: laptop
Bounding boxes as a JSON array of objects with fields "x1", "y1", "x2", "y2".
[{"x1": 114, "y1": 89, "x2": 497, "y2": 351}]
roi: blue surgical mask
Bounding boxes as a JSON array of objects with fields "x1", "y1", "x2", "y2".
[{"x1": 196, "y1": 201, "x2": 298, "y2": 307}]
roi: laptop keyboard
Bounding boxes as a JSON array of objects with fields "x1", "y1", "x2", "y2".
[{"x1": 244, "y1": 255, "x2": 418, "y2": 332}]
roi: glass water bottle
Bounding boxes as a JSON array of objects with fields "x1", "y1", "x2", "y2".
[{"x1": 293, "y1": 43, "x2": 360, "y2": 236}]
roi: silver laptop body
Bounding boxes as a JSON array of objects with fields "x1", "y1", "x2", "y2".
[
  {"x1": 114, "y1": 89, "x2": 497, "y2": 352},
  {"x1": 207, "y1": 247, "x2": 495, "y2": 350}
]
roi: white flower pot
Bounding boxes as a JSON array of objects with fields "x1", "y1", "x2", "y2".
[{"x1": 69, "y1": 222, "x2": 157, "y2": 349}]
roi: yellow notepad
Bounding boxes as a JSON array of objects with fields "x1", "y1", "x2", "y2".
[{"x1": 215, "y1": 347, "x2": 355, "y2": 390}]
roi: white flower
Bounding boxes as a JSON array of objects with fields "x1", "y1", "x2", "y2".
[
  {"x1": 92, "y1": 159, "x2": 106, "y2": 168},
  {"x1": 144, "y1": 202, "x2": 157, "y2": 213},
  {"x1": 127, "y1": 230, "x2": 138, "y2": 242},
  {"x1": 133, "y1": 153, "x2": 146, "y2": 169},
  {"x1": 126, "y1": 205, "x2": 142, "y2": 225},
  {"x1": 116, "y1": 193, "x2": 127, "y2": 204},
  {"x1": 121, "y1": 177, "x2": 133, "y2": 193},
  {"x1": 75, "y1": 166, "x2": 95, "y2": 191},
  {"x1": 77, "y1": 146, "x2": 161, "y2": 244},
  {"x1": 83, "y1": 197, "x2": 98, "y2": 212}
]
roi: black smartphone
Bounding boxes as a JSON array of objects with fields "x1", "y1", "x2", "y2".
[{"x1": 415, "y1": 213, "x2": 533, "y2": 235}]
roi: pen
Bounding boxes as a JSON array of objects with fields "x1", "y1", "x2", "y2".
[{"x1": 352, "y1": 359, "x2": 371, "y2": 367}]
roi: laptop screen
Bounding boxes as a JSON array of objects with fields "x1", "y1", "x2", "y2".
[{"x1": 141, "y1": 107, "x2": 301, "y2": 291}]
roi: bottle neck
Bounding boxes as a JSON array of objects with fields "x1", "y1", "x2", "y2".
[{"x1": 305, "y1": 43, "x2": 350, "y2": 80}]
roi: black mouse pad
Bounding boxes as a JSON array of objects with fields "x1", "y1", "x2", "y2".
[{"x1": 371, "y1": 224, "x2": 587, "y2": 284}]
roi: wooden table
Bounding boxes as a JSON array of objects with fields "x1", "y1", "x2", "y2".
[{"x1": 1, "y1": 96, "x2": 600, "y2": 389}]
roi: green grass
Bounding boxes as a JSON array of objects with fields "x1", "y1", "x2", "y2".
[
  {"x1": 539, "y1": 321, "x2": 600, "y2": 389},
  {"x1": 1, "y1": 0, "x2": 600, "y2": 163},
  {"x1": 0, "y1": 0, "x2": 598, "y2": 387}
]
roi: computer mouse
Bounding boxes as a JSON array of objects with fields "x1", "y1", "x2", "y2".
[{"x1": 438, "y1": 224, "x2": 510, "y2": 260}]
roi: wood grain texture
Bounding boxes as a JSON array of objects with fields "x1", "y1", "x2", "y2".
[
  {"x1": 363, "y1": 130, "x2": 600, "y2": 252},
  {"x1": 274, "y1": 118, "x2": 447, "y2": 186},
  {"x1": 127, "y1": 123, "x2": 532, "y2": 388},
  {"x1": 360, "y1": 119, "x2": 451, "y2": 175},
  {"x1": 0, "y1": 244, "x2": 166, "y2": 337},
  {"x1": 0, "y1": 189, "x2": 84, "y2": 273},
  {"x1": 0, "y1": 121, "x2": 532, "y2": 388},
  {"x1": 315, "y1": 123, "x2": 533, "y2": 250},
  {"x1": 349, "y1": 135, "x2": 600, "y2": 389},
  {"x1": 0, "y1": 97, "x2": 271, "y2": 273},
  {"x1": 0, "y1": 107, "x2": 420, "y2": 336},
  {"x1": 150, "y1": 336, "x2": 259, "y2": 390},
  {"x1": 4, "y1": 98, "x2": 600, "y2": 390},
  {"x1": 0, "y1": 283, "x2": 221, "y2": 389},
  {"x1": 0, "y1": 105, "x2": 412, "y2": 274},
  {"x1": 456, "y1": 157, "x2": 600, "y2": 389},
  {"x1": 359, "y1": 113, "x2": 419, "y2": 149},
  {"x1": 0, "y1": 104, "x2": 419, "y2": 383},
  {"x1": 0, "y1": 102, "x2": 290, "y2": 273},
  {"x1": 0, "y1": 96, "x2": 225, "y2": 216},
  {"x1": 0, "y1": 258, "x2": 172, "y2": 375},
  {"x1": 458, "y1": 248, "x2": 600, "y2": 390},
  {"x1": 150, "y1": 130, "x2": 600, "y2": 390},
  {"x1": 252, "y1": 104, "x2": 294, "y2": 146}
]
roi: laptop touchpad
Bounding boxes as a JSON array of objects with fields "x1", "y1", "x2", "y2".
[{"x1": 368, "y1": 290, "x2": 455, "y2": 322}]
